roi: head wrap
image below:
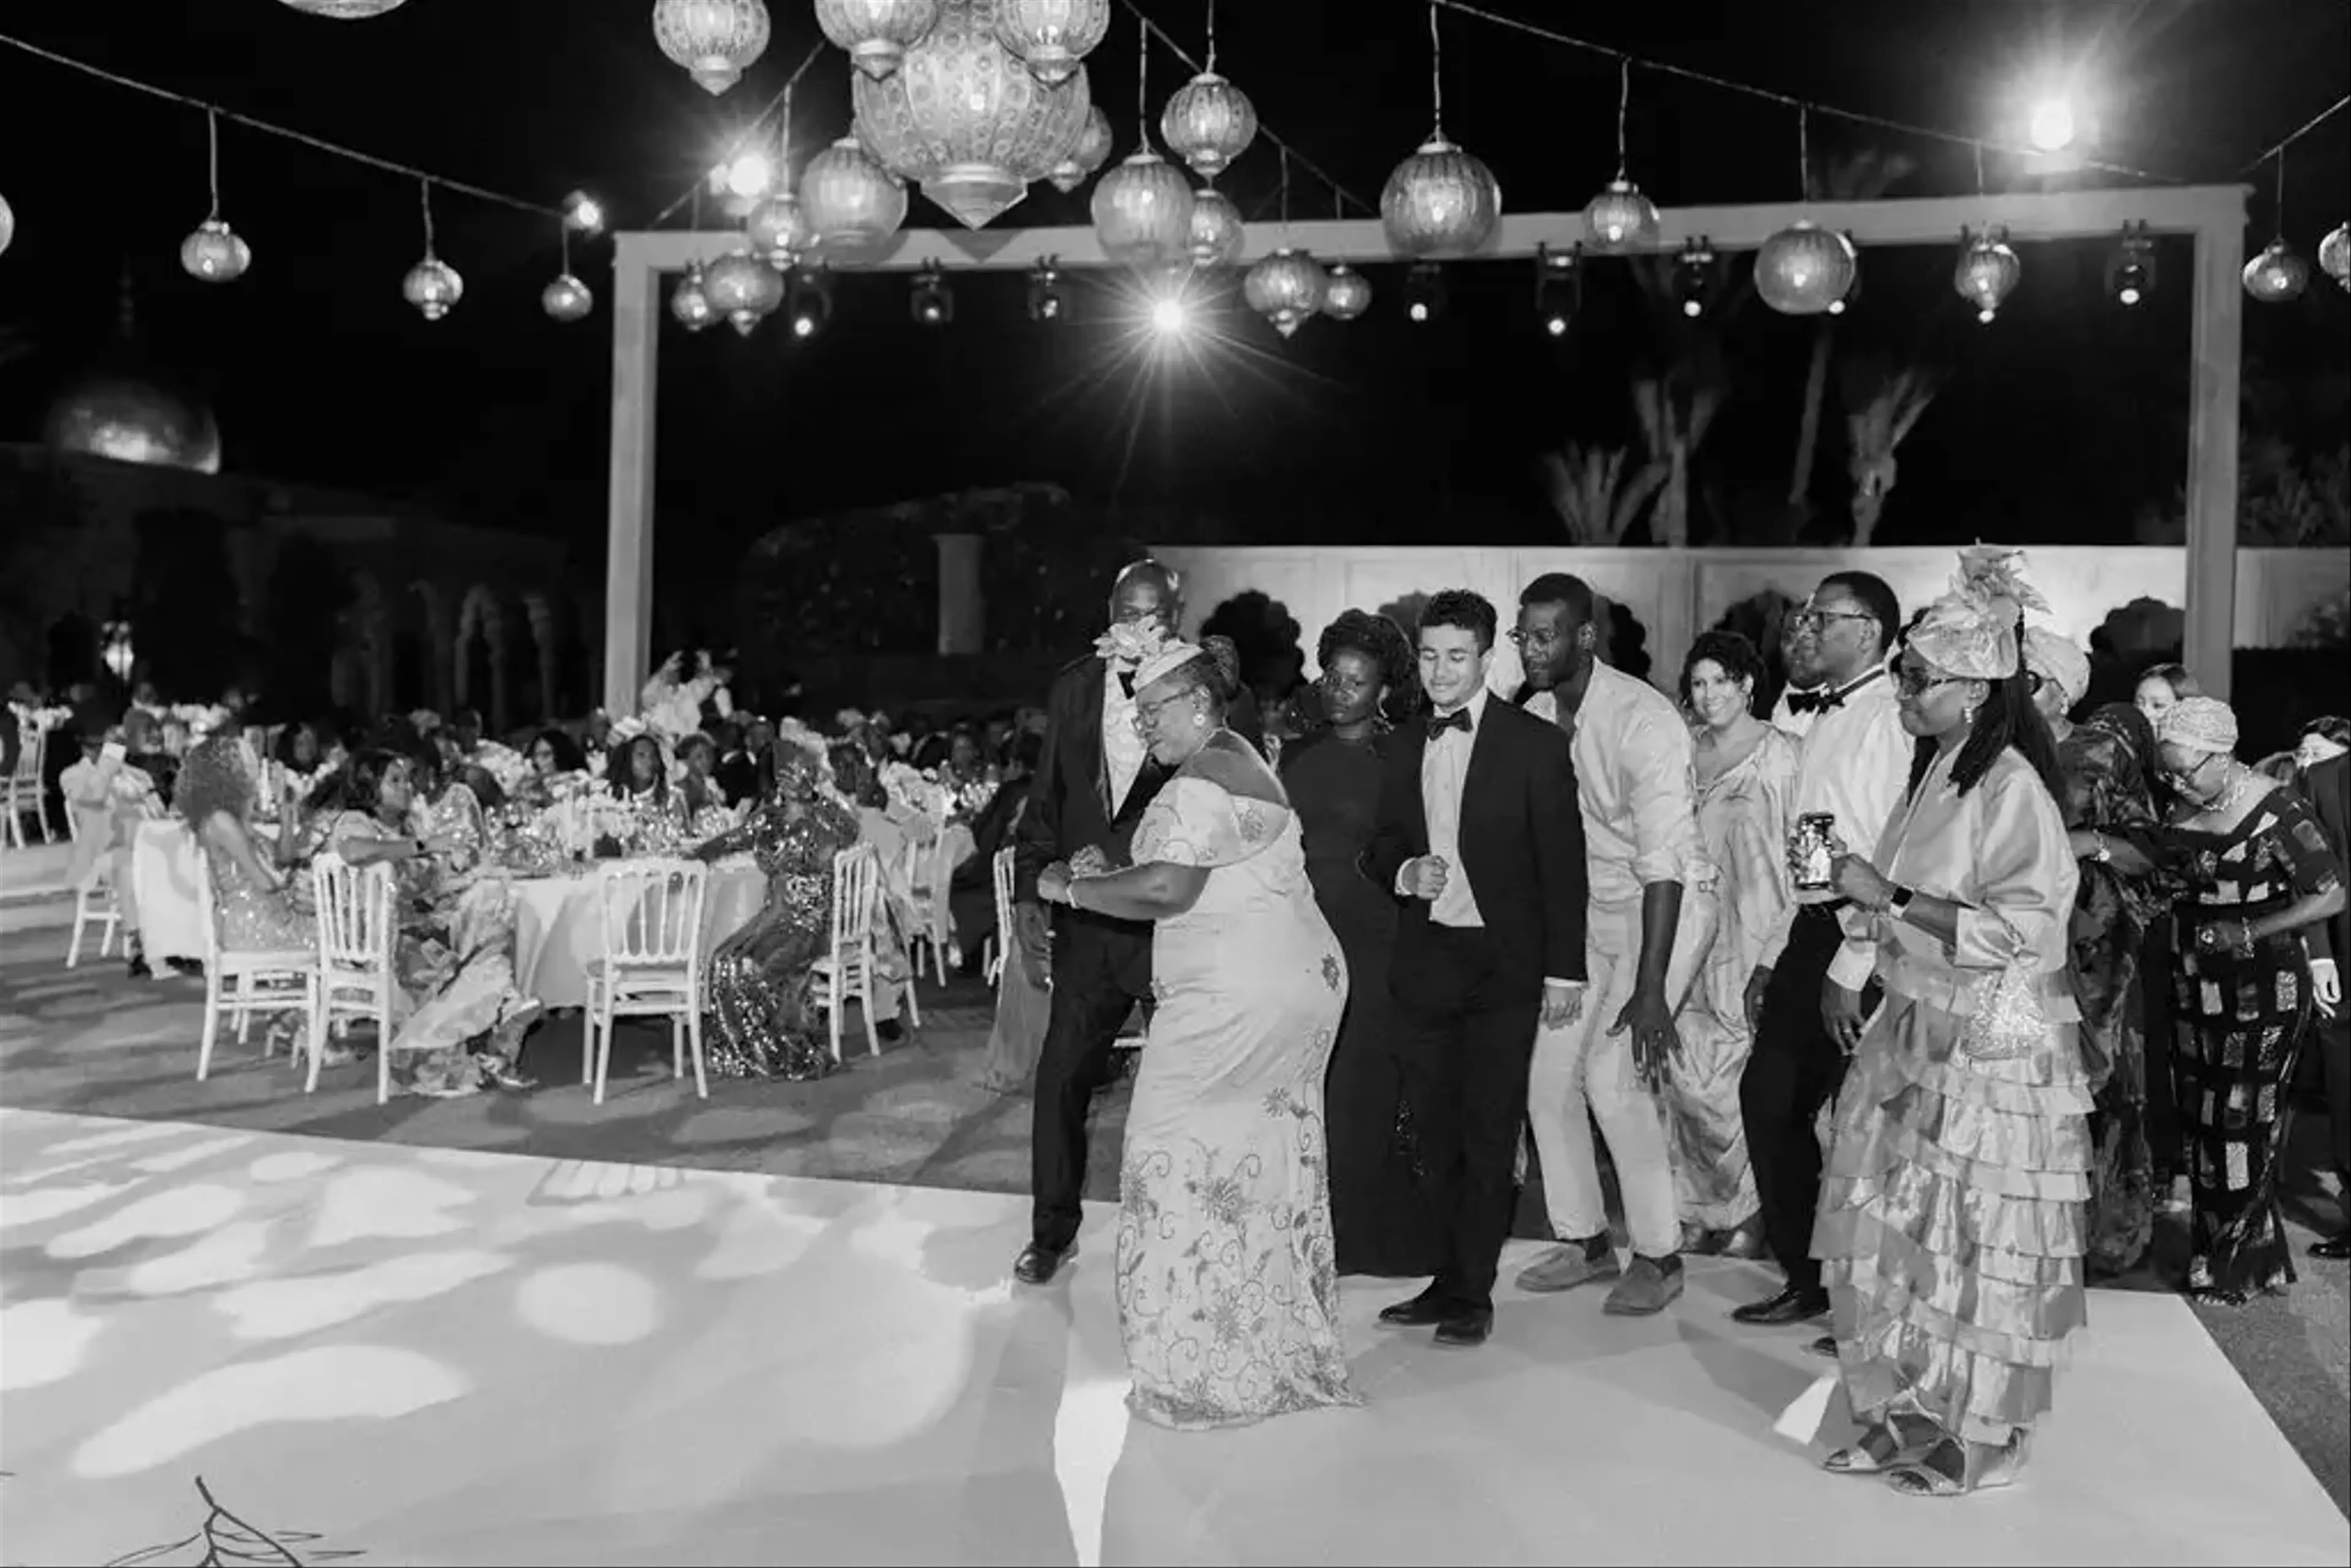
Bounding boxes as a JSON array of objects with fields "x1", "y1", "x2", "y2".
[
  {"x1": 1905, "y1": 545, "x2": 2052, "y2": 680},
  {"x1": 2022, "y1": 626, "x2": 2091, "y2": 708},
  {"x1": 1133, "y1": 638, "x2": 1207, "y2": 692},
  {"x1": 2158, "y1": 695, "x2": 2238, "y2": 756}
]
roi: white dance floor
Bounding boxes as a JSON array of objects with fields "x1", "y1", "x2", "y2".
[{"x1": 1, "y1": 1106, "x2": 2341, "y2": 1566}]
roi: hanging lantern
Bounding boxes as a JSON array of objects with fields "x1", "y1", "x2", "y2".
[
  {"x1": 541, "y1": 273, "x2": 595, "y2": 323},
  {"x1": 2241, "y1": 237, "x2": 2309, "y2": 303},
  {"x1": 1046, "y1": 106, "x2": 1114, "y2": 193},
  {"x1": 653, "y1": 0, "x2": 771, "y2": 95},
  {"x1": 277, "y1": 0, "x2": 407, "y2": 15},
  {"x1": 814, "y1": 0, "x2": 938, "y2": 79},
  {"x1": 1754, "y1": 221, "x2": 1857, "y2": 315},
  {"x1": 0, "y1": 192, "x2": 12, "y2": 256},
  {"x1": 1581, "y1": 178, "x2": 1657, "y2": 252},
  {"x1": 703, "y1": 250, "x2": 785, "y2": 334},
  {"x1": 852, "y1": 0, "x2": 1093, "y2": 230},
  {"x1": 179, "y1": 219, "x2": 252, "y2": 283},
  {"x1": 1185, "y1": 186, "x2": 1244, "y2": 268},
  {"x1": 2320, "y1": 222, "x2": 2351, "y2": 291},
  {"x1": 1090, "y1": 149, "x2": 1194, "y2": 268},
  {"x1": 746, "y1": 191, "x2": 809, "y2": 267},
  {"x1": 799, "y1": 138, "x2": 908, "y2": 253},
  {"x1": 1381, "y1": 138, "x2": 1501, "y2": 260},
  {"x1": 1320, "y1": 263, "x2": 1372, "y2": 322},
  {"x1": 994, "y1": 0, "x2": 1109, "y2": 84},
  {"x1": 402, "y1": 256, "x2": 463, "y2": 321},
  {"x1": 1161, "y1": 71, "x2": 1257, "y2": 179},
  {"x1": 672, "y1": 261, "x2": 717, "y2": 331},
  {"x1": 1243, "y1": 249, "x2": 1327, "y2": 339},
  {"x1": 1952, "y1": 228, "x2": 2020, "y2": 323}
]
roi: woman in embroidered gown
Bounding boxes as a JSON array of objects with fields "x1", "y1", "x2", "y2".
[
  {"x1": 320, "y1": 748, "x2": 542, "y2": 1097},
  {"x1": 178, "y1": 735, "x2": 314, "y2": 965},
  {"x1": 2156, "y1": 696, "x2": 2345, "y2": 1303},
  {"x1": 1672, "y1": 631, "x2": 1794, "y2": 1257},
  {"x1": 1812, "y1": 549, "x2": 2089, "y2": 1498},
  {"x1": 2034, "y1": 636, "x2": 2171, "y2": 1277},
  {"x1": 694, "y1": 741, "x2": 861, "y2": 1081},
  {"x1": 1281, "y1": 609, "x2": 1440, "y2": 1278},
  {"x1": 1038, "y1": 636, "x2": 1356, "y2": 1430}
]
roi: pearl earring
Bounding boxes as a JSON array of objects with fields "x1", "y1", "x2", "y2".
[{"x1": 1192, "y1": 715, "x2": 1205, "y2": 727}]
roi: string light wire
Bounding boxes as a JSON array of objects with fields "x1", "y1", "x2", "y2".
[
  {"x1": 1136, "y1": 9, "x2": 1152, "y2": 146},
  {"x1": 204, "y1": 105, "x2": 225, "y2": 222},
  {"x1": 1427, "y1": 1, "x2": 1446, "y2": 141},
  {"x1": 1613, "y1": 56, "x2": 1632, "y2": 182},
  {"x1": 2238, "y1": 93, "x2": 2348, "y2": 176},
  {"x1": 650, "y1": 40, "x2": 830, "y2": 227},
  {"x1": 418, "y1": 176, "x2": 438, "y2": 257}
]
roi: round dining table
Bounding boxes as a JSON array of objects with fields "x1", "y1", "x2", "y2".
[{"x1": 508, "y1": 858, "x2": 768, "y2": 1008}]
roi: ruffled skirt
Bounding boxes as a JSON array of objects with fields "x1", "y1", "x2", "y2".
[{"x1": 1811, "y1": 985, "x2": 2092, "y2": 1446}]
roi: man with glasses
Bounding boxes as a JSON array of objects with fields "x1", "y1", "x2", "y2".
[
  {"x1": 1509, "y1": 574, "x2": 1706, "y2": 1316},
  {"x1": 1733, "y1": 571, "x2": 1911, "y2": 1329}
]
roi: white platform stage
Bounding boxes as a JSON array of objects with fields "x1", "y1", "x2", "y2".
[{"x1": 1, "y1": 1106, "x2": 2342, "y2": 1566}]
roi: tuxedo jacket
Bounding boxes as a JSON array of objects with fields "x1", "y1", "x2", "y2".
[
  {"x1": 1011, "y1": 653, "x2": 1262, "y2": 906},
  {"x1": 1362, "y1": 696, "x2": 1588, "y2": 1002},
  {"x1": 2306, "y1": 752, "x2": 2350, "y2": 967}
]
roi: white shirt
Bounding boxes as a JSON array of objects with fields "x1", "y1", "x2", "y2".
[
  {"x1": 1527, "y1": 663, "x2": 1703, "y2": 908},
  {"x1": 1101, "y1": 665, "x2": 1147, "y2": 812},
  {"x1": 1763, "y1": 664, "x2": 1912, "y2": 989},
  {"x1": 1418, "y1": 688, "x2": 1491, "y2": 929}
]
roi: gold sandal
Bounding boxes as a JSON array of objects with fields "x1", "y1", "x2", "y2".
[
  {"x1": 1823, "y1": 1412, "x2": 1937, "y2": 1476},
  {"x1": 1883, "y1": 1433, "x2": 2027, "y2": 1497}
]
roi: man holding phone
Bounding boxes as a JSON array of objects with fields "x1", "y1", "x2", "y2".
[{"x1": 1731, "y1": 572, "x2": 1910, "y2": 1329}]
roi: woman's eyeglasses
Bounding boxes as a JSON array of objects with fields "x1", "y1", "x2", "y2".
[
  {"x1": 1892, "y1": 664, "x2": 1965, "y2": 697},
  {"x1": 1133, "y1": 692, "x2": 1192, "y2": 729}
]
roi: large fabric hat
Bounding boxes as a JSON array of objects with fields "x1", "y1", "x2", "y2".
[
  {"x1": 1907, "y1": 545, "x2": 2052, "y2": 680},
  {"x1": 2022, "y1": 626, "x2": 2091, "y2": 708},
  {"x1": 2158, "y1": 695, "x2": 2238, "y2": 756}
]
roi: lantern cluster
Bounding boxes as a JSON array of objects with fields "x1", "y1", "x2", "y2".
[
  {"x1": 653, "y1": 0, "x2": 772, "y2": 95},
  {"x1": 814, "y1": 0, "x2": 938, "y2": 79}
]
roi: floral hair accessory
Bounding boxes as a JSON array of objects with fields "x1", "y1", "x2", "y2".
[
  {"x1": 1906, "y1": 544, "x2": 2052, "y2": 681},
  {"x1": 835, "y1": 708, "x2": 868, "y2": 732},
  {"x1": 608, "y1": 715, "x2": 652, "y2": 746},
  {"x1": 1095, "y1": 617, "x2": 1169, "y2": 672},
  {"x1": 2022, "y1": 627, "x2": 2090, "y2": 708}
]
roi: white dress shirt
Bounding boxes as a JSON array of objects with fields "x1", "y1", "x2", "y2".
[
  {"x1": 1417, "y1": 688, "x2": 1491, "y2": 929},
  {"x1": 1526, "y1": 663, "x2": 1703, "y2": 908},
  {"x1": 1763, "y1": 664, "x2": 1912, "y2": 988},
  {"x1": 1101, "y1": 664, "x2": 1147, "y2": 812}
]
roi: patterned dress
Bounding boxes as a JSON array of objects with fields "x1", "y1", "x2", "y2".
[
  {"x1": 1106, "y1": 730, "x2": 1359, "y2": 1430},
  {"x1": 2169, "y1": 786, "x2": 2341, "y2": 1297},
  {"x1": 698, "y1": 792, "x2": 861, "y2": 1080}
]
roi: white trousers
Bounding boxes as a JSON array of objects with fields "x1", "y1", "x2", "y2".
[{"x1": 1526, "y1": 886, "x2": 1717, "y2": 1259}]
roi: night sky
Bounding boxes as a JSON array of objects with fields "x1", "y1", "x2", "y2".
[{"x1": 1, "y1": 1, "x2": 2344, "y2": 561}]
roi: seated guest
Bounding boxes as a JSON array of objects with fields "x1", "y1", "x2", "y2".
[
  {"x1": 713, "y1": 719, "x2": 761, "y2": 808},
  {"x1": 517, "y1": 727, "x2": 588, "y2": 797},
  {"x1": 119, "y1": 708, "x2": 179, "y2": 804},
  {"x1": 675, "y1": 732, "x2": 727, "y2": 823},
  {"x1": 274, "y1": 721, "x2": 327, "y2": 776},
  {"x1": 2295, "y1": 716, "x2": 2350, "y2": 773},
  {"x1": 62, "y1": 729, "x2": 167, "y2": 977},
  {"x1": 950, "y1": 733, "x2": 1040, "y2": 970}
]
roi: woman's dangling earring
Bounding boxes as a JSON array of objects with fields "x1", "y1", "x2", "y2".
[
  {"x1": 1961, "y1": 703, "x2": 1977, "y2": 727},
  {"x1": 1192, "y1": 715, "x2": 1205, "y2": 728}
]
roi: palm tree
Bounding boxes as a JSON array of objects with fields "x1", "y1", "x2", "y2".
[
  {"x1": 1535, "y1": 443, "x2": 1668, "y2": 545},
  {"x1": 1842, "y1": 358, "x2": 1946, "y2": 546},
  {"x1": 1787, "y1": 150, "x2": 1916, "y2": 512},
  {"x1": 1632, "y1": 370, "x2": 1722, "y2": 547}
]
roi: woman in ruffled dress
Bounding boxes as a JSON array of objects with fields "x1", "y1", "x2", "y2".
[
  {"x1": 1670, "y1": 629, "x2": 1796, "y2": 1258},
  {"x1": 2030, "y1": 631, "x2": 2172, "y2": 1278},
  {"x1": 1811, "y1": 549, "x2": 2088, "y2": 1497},
  {"x1": 2156, "y1": 696, "x2": 2345, "y2": 1303},
  {"x1": 317, "y1": 746, "x2": 542, "y2": 1096},
  {"x1": 1037, "y1": 636, "x2": 1354, "y2": 1430},
  {"x1": 694, "y1": 740, "x2": 861, "y2": 1081}
]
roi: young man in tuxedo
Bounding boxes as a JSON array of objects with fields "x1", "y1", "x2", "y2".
[
  {"x1": 1362, "y1": 590, "x2": 1588, "y2": 1348},
  {"x1": 1008, "y1": 560, "x2": 1259, "y2": 1285}
]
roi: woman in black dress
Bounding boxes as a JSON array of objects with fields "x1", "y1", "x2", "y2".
[{"x1": 1279, "y1": 610, "x2": 1442, "y2": 1277}]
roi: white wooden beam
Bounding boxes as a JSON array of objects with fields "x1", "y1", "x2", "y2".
[
  {"x1": 620, "y1": 185, "x2": 2249, "y2": 274},
  {"x1": 602, "y1": 249, "x2": 660, "y2": 716},
  {"x1": 2183, "y1": 208, "x2": 2247, "y2": 702}
]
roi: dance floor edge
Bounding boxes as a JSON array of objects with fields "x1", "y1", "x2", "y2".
[{"x1": 0, "y1": 1106, "x2": 2340, "y2": 1567}]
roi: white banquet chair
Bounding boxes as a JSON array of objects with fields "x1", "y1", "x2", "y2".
[
  {"x1": 984, "y1": 843, "x2": 1015, "y2": 987},
  {"x1": 902, "y1": 831, "x2": 961, "y2": 988},
  {"x1": 310, "y1": 852, "x2": 399, "y2": 1101},
  {"x1": 810, "y1": 842, "x2": 884, "y2": 1062},
  {"x1": 64, "y1": 805, "x2": 123, "y2": 969},
  {"x1": 193, "y1": 850, "x2": 321, "y2": 1084},
  {"x1": 583, "y1": 857, "x2": 710, "y2": 1105},
  {"x1": 4, "y1": 723, "x2": 50, "y2": 849}
]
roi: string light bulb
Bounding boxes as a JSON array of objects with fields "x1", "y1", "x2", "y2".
[
  {"x1": 2242, "y1": 151, "x2": 2309, "y2": 304},
  {"x1": 543, "y1": 222, "x2": 593, "y2": 322},
  {"x1": 180, "y1": 109, "x2": 250, "y2": 283},
  {"x1": 401, "y1": 178, "x2": 462, "y2": 320},
  {"x1": 563, "y1": 190, "x2": 606, "y2": 235}
]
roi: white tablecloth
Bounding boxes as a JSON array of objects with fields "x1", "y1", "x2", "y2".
[{"x1": 509, "y1": 861, "x2": 767, "y2": 1009}]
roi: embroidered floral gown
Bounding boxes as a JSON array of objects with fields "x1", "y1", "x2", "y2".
[
  {"x1": 697, "y1": 791, "x2": 861, "y2": 1080},
  {"x1": 1101, "y1": 730, "x2": 1358, "y2": 1430}
]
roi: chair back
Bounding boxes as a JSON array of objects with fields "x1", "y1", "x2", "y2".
[
  {"x1": 193, "y1": 839, "x2": 222, "y2": 963},
  {"x1": 599, "y1": 858, "x2": 708, "y2": 967},
  {"x1": 831, "y1": 843, "x2": 880, "y2": 958},
  {"x1": 311, "y1": 853, "x2": 397, "y2": 978},
  {"x1": 991, "y1": 845, "x2": 1016, "y2": 946},
  {"x1": 9, "y1": 727, "x2": 43, "y2": 789}
]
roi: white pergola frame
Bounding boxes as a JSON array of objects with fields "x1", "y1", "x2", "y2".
[{"x1": 605, "y1": 182, "x2": 2248, "y2": 710}]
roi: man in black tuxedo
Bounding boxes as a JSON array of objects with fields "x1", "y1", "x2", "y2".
[
  {"x1": 1361, "y1": 590, "x2": 1588, "y2": 1348},
  {"x1": 1008, "y1": 560, "x2": 1259, "y2": 1285},
  {"x1": 2303, "y1": 749, "x2": 2350, "y2": 1259}
]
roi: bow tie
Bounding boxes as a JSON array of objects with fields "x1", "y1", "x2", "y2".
[
  {"x1": 1427, "y1": 708, "x2": 1472, "y2": 740},
  {"x1": 1117, "y1": 670, "x2": 1136, "y2": 699},
  {"x1": 1786, "y1": 688, "x2": 1840, "y2": 716}
]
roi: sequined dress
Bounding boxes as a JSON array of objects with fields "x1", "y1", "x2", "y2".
[{"x1": 699, "y1": 793, "x2": 861, "y2": 1080}]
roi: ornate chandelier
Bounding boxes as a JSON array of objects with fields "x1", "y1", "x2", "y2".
[
  {"x1": 1580, "y1": 63, "x2": 1657, "y2": 252},
  {"x1": 1952, "y1": 227, "x2": 2020, "y2": 323},
  {"x1": 2240, "y1": 238, "x2": 2309, "y2": 304},
  {"x1": 1243, "y1": 248, "x2": 1327, "y2": 338},
  {"x1": 1046, "y1": 107, "x2": 1114, "y2": 193},
  {"x1": 1755, "y1": 222, "x2": 1857, "y2": 315},
  {"x1": 1162, "y1": 72, "x2": 1255, "y2": 179},
  {"x1": 1320, "y1": 264, "x2": 1371, "y2": 322},
  {"x1": 995, "y1": 0, "x2": 1110, "y2": 84},
  {"x1": 852, "y1": 0, "x2": 1093, "y2": 229},
  {"x1": 703, "y1": 250, "x2": 786, "y2": 334},
  {"x1": 1185, "y1": 186, "x2": 1244, "y2": 268},
  {"x1": 746, "y1": 192, "x2": 809, "y2": 268},
  {"x1": 278, "y1": 0, "x2": 407, "y2": 15},
  {"x1": 1381, "y1": 7, "x2": 1499, "y2": 260},
  {"x1": 814, "y1": 0, "x2": 939, "y2": 79},
  {"x1": 672, "y1": 261, "x2": 717, "y2": 331},
  {"x1": 799, "y1": 138, "x2": 909, "y2": 254},
  {"x1": 653, "y1": 0, "x2": 772, "y2": 95},
  {"x1": 2320, "y1": 221, "x2": 2350, "y2": 292}
]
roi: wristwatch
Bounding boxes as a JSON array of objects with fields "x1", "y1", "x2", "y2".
[{"x1": 1886, "y1": 886, "x2": 1916, "y2": 920}]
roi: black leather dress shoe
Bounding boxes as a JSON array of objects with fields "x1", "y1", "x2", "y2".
[
  {"x1": 1013, "y1": 1242, "x2": 1070, "y2": 1285},
  {"x1": 2312, "y1": 1234, "x2": 2351, "y2": 1261},
  {"x1": 1376, "y1": 1291, "x2": 1452, "y2": 1328},
  {"x1": 1433, "y1": 1305, "x2": 1493, "y2": 1348},
  {"x1": 1730, "y1": 1285, "x2": 1831, "y2": 1326}
]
